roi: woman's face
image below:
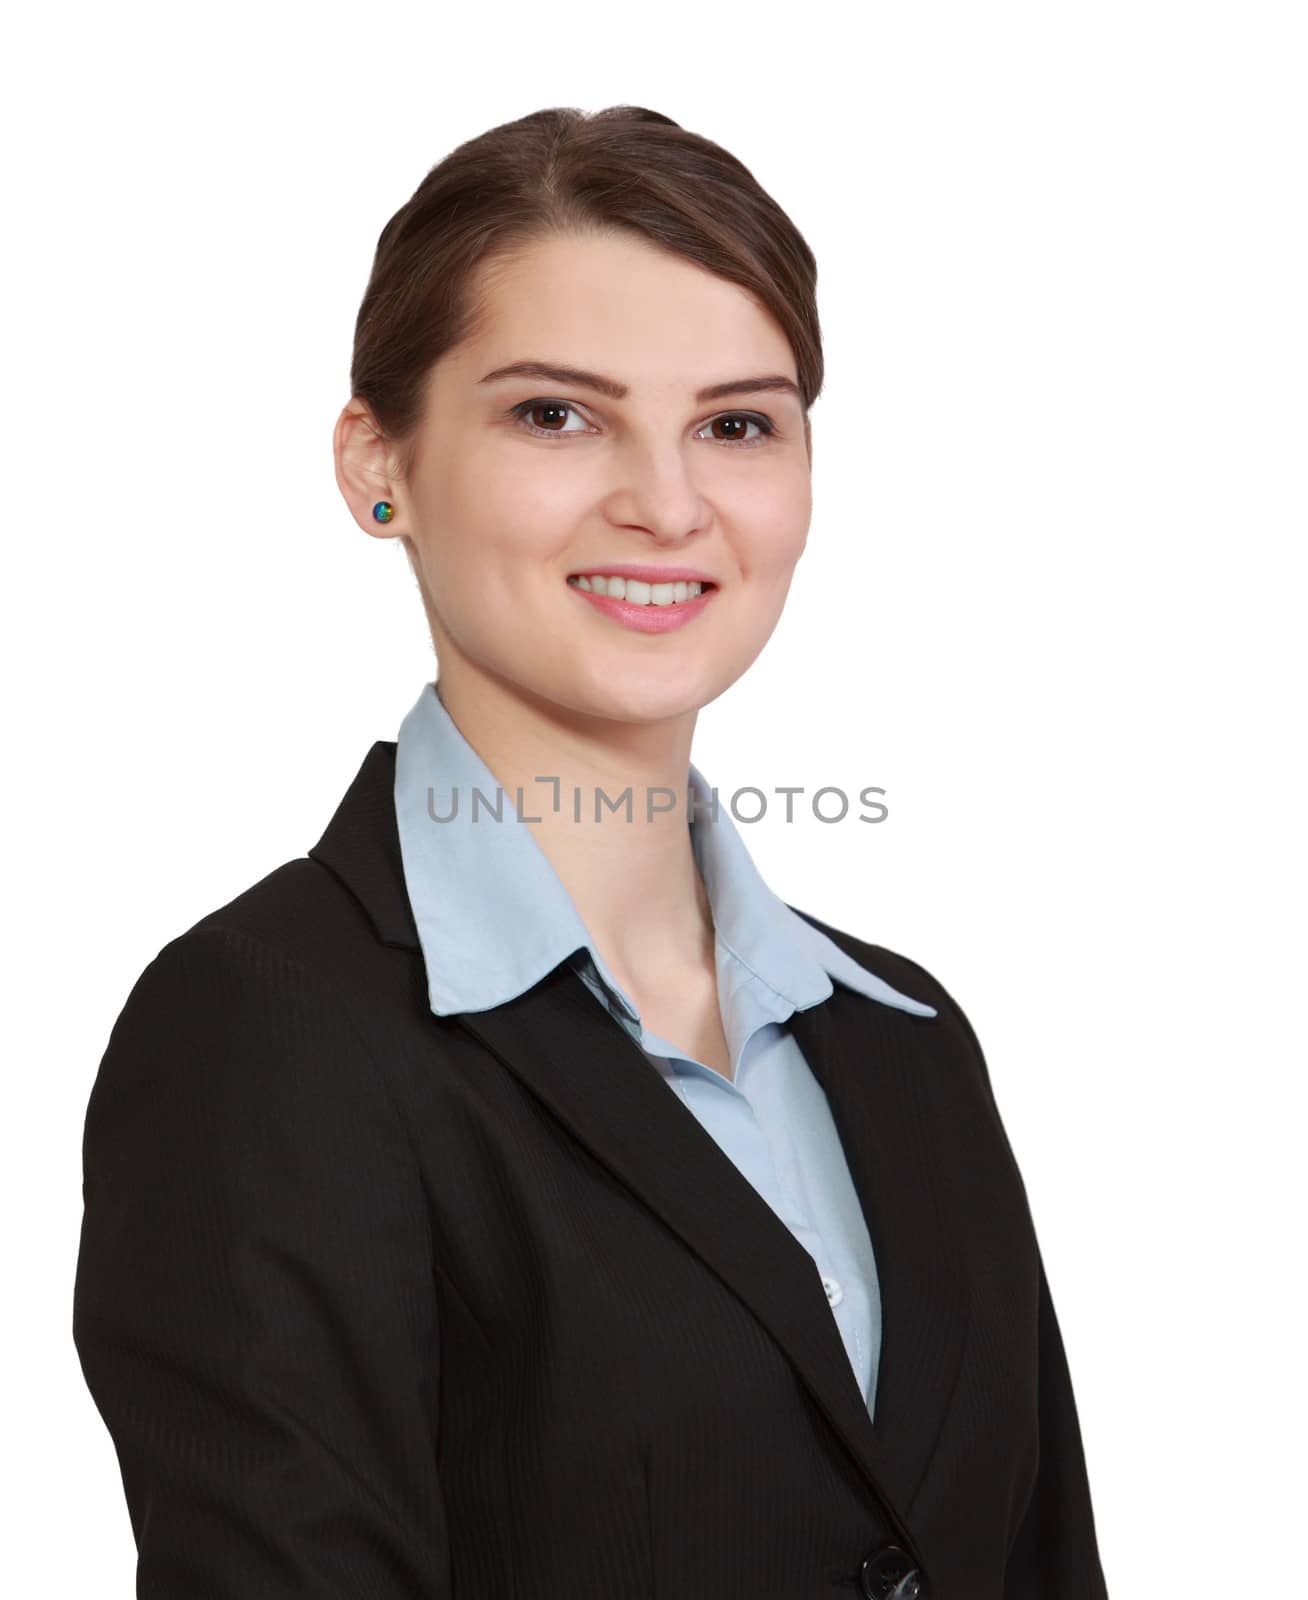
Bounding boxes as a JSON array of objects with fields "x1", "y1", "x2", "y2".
[{"x1": 345, "y1": 229, "x2": 813, "y2": 726}]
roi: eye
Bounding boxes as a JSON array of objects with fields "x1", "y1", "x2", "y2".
[
  {"x1": 699, "y1": 413, "x2": 773, "y2": 448},
  {"x1": 510, "y1": 400, "x2": 591, "y2": 437},
  {"x1": 507, "y1": 399, "x2": 776, "y2": 448}
]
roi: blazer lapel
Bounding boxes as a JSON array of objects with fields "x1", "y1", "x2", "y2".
[
  {"x1": 309, "y1": 740, "x2": 970, "y2": 1535},
  {"x1": 789, "y1": 988, "x2": 971, "y2": 1511}
]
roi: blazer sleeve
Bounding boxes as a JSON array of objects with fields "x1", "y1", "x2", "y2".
[
  {"x1": 1004, "y1": 1252, "x2": 1110, "y2": 1598},
  {"x1": 902, "y1": 957, "x2": 1109, "y2": 1598},
  {"x1": 72, "y1": 924, "x2": 452, "y2": 1597}
]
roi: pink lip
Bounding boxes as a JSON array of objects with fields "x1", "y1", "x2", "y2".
[
  {"x1": 567, "y1": 577, "x2": 718, "y2": 634},
  {"x1": 567, "y1": 563, "x2": 719, "y2": 585}
]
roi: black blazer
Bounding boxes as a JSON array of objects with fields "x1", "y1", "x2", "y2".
[{"x1": 73, "y1": 739, "x2": 1109, "y2": 1600}]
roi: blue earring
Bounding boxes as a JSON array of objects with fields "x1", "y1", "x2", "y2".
[{"x1": 372, "y1": 500, "x2": 395, "y2": 524}]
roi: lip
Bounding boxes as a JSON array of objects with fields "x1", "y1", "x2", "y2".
[
  {"x1": 566, "y1": 562, "x2": 719, "y2": 586},
  {"x1": 567, "y1": 578, "x2": 718, "y2": 634}
]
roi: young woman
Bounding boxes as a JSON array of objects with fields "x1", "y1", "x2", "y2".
[{"x1": 73, "y1": 105, "x2": 1109, "y2": 1599}]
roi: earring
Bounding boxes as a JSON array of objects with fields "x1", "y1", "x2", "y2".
[{"x1": 372, "y1": 500, "x2": 395, "y2": 523}]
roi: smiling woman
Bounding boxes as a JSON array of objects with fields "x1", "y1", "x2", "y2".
[{"x1": 73, "y1": 105, "x2": 1109, "y2": 1600}]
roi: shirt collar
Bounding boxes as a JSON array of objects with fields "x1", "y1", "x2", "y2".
[{"x1": 394, "y1": 680, "x2": 936, "y2": 1023}]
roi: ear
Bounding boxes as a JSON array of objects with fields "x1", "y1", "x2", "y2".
[{"x1": 333, "y1": 399, "x2": 405, "y2": 540}]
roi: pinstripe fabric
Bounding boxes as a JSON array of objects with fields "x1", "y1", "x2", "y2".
[{"x1": 72, "y1": 737, "x2": 1110, "y2": 1599}]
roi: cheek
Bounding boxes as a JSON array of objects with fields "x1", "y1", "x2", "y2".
[
  {"x1": 425, "y1": 468, "x2": 575, "y2": 586},
  {"x1": 734, "y1": 473, "x2": 811, "y2": 566},
  {"x1": 749, "y1": 517, "x2": 810, "y2": 586}
]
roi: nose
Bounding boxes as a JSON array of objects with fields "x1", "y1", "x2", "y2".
[{"x1": 602, "y1": 446, "x2": 712, "y2": 545}]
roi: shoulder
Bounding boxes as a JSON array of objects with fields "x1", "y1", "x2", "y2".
[
  {"x1": 127, "y1": 850, "x2": 394, "y2": 1016},
  {"x1": 785, "y1": 902, "x2": 1033, "y2": 1201},
  {"x1": 186, "y1": 853, "x2": 377, "y2": 972},
  {"x1": 98, "y1": 853, "x2": 409, "y2": 1106},
  {"x1": 88, "y1": 859, "x2": 419, "y2": 1169},
  {"x1": 785, "y1": 901, "x2": 998, "y2": 1089},
  {"x1": 105, "y1": 854, "x2": 368, "y2": 1041}
]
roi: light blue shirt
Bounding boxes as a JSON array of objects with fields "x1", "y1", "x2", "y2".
[{"x1": 393, "y1": 679, "x2": 937, "y2": 1420}]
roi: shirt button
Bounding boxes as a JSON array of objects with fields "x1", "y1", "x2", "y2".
[{"x1": 821, "y1": 1274, "x2": 843, "y2": 1307}]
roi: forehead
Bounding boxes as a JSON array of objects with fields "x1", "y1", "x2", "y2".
[{"x1": 454, "y1": 230, "x2": 797, "y2": 389}]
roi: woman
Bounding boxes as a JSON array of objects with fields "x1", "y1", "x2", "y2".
[{"x1": 73, "y1": 106, "x2": 1108, "y2": 1599}]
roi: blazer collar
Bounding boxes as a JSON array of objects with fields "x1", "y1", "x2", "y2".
[{"x1": 309, "y1": 736, "x2": 968, "y2": 1558}]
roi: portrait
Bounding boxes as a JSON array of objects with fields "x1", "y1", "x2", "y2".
[{"x1": 24, "y1": 10, "x2": 1300, "y2": 1599}]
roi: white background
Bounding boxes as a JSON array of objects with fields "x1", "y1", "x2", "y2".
[{"x1": 6, "y1": 2, "x2": 1304, "y2": 1592}]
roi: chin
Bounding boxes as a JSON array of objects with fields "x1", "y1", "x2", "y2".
[{"x1": 566, "y1": 679, "x2": 710, "y2": 726}]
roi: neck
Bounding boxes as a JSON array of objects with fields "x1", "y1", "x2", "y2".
[{"x1": 433, "y1": 667, "x2": 715, "y2": 983}]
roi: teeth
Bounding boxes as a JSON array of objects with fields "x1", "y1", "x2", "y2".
[{"x1": 570, "y1": 574, "x2": 706, "y2": 606}]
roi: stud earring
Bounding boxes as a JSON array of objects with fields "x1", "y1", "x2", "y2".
[{"x1": 372, "y1": 500, "x2": 395, "y2": 524}]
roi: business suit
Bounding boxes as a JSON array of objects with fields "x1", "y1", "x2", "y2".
[{"x1": 73, "y1": 736, "x2": 1109, "y2": 1599}]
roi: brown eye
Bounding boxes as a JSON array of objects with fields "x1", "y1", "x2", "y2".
[
  {"x1": 526, "y1": 403, "x2": 571, "y2": 432},
  {"x1": 703, "y1": 413, "x2": 773, "y2": 447},
  {"x1": 711, "y1": 416, "x2": 751, "y2": 443},
  {"x1": 510, "y1": 399, "x2": 588, "y2": 437}
]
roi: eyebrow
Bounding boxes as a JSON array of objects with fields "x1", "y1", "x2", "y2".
[{"x1": 478, "y1": 360, "x2": 802, "y2": 406}]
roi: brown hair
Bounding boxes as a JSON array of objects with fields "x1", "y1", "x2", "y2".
[{"x1": 349, "y1": 104, "x2": 823, "y2": 482}]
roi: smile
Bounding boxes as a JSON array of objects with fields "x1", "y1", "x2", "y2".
[
  {"x1": 566, "y1": 573, "x2": 719, "y2": 634},
  {"x1": 567, "y1": 574, "x2": 712, "y2": 606}
]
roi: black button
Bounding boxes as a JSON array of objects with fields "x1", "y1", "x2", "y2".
[{"x1": 860, "y1": 1543, "x2": 925, "y2": 1600}]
